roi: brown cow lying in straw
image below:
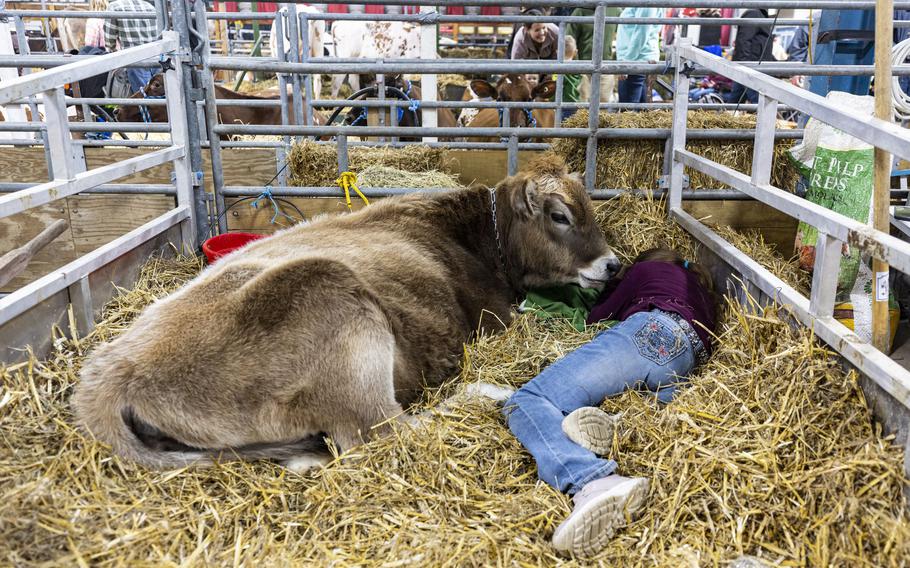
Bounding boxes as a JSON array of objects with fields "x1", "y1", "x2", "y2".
[{"x1": 73, "y1": 156, "x2": 619, "y2": 472}]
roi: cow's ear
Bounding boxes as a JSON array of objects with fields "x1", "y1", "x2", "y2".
[
  {"x1": 469, "y1": 80, "x2": 497, "y2": 99},
  {"x1": 511, "y1": 178, "x2": 540, "y2": 219},
  {"x1": 532, "y1": 80, "x2": 557, "y2": 101}
]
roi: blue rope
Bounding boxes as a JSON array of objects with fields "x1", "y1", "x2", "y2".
[
  {"x1": 137, "y1": 87, "x2": 166, "y2": 136},
  {"x1": 251, "y1": 186, "x2": 297, "y2": 225},
  {"x1": 349, "y1": 107, "x2": 368, "y2": 126},
  {"x1": 497, "y1": 107, "x2": 537, "y2": 128}
]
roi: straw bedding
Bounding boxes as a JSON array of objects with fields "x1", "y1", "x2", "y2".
[
  {"x1": 551, "y1": 110, "x2": 800, "y2": 191},
  {"x1": 287, "y1": 141, "x2": 451, "y2": 187},
  {"x1": 1, "y1": 196, "x2": 907, "y2": 566}
]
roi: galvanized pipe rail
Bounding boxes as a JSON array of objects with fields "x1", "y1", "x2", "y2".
[
  {"x1": 205, "y1": 57, "x2": 910, "y2": 76},
  {"x1": 0, "y1": 32, "x2": 198, "y2": 334},
  {"x1": 667, "y1": 38, "x2": 910, "y2": 411},
  {"x1": 261, "y1": 0, "x2": 910, "y2": 7}
]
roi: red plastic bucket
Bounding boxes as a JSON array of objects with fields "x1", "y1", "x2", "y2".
[{"x1": 202, "y1": 232, "x2": 265, "y2": 263}]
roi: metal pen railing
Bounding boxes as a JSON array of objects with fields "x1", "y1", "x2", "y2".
[
  {"x1": 667, "y1": 38, "x2": 910, "y2": 410},
  {"x1": 0, "y1": 32, "x2": 196, "y2": 334}
]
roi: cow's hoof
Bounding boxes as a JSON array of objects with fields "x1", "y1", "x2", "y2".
[{"x1": 283, "y1": 453, "x2": 332, "y2": 474}]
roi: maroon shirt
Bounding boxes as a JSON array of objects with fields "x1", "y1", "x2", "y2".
[{"x1": 586, "y1": 261, "x2": 716, "y2": 352}]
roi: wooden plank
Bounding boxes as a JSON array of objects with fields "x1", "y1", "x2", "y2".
[
  {"x1": 68, "y1": 194, "x2": 175, "y2": 256},
  {"x1": 0, "y1": 146, "x2": 183, "y2": 219},
  {"x1": 0, "y1": 224, "x2": 183, "y2": 365},
  {"x1": 224, "y1": 196, "x2": 364, "y2": 233},
  {"x1": 683, "y1": 200, "x2": 798, "y2": 256},
  {"x1": 84, "y1": 147, "x2": 176, "y2": 184},
  {"x1": 0, "y1": 218, "x2": 68, "y2": 288},
  {"x1": 216, "y1": 148, "x2": 277, "y2": 188},
  {"x1": 445, "y1": 150, "x2": 539, "y2": 187},
  {"x1": 0, "y1": 207, "x2": 188, "y2": 325},
  {"x1": 0, "y1": 147, "x2": 49, "y2": 183},
  {"x1": 0, "y1": 202, "x2": 77, "y2": 292}
]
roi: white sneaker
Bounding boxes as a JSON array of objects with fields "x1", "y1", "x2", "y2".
[
  {"x1": 551, "y1": 475, "x2": 649, "y2": 557},
  {"x1": 561, "y1": 407, "x2": 620, "y2": 455}
]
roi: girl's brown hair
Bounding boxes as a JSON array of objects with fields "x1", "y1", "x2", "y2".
[{"x1": 619, "y1": 247, "x2": 716, "y2": 295}]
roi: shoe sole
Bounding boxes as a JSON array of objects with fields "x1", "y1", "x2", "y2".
[
  {"x1": 562, "y1": 407, "x2": 616, "y2": 455},
  {"x1": 551, "y1": 478, "x2": 649, "y2": 557}
]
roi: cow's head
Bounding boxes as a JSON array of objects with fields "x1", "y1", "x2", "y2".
[
  {"x1": 114, "y1": 73, "x2": 167, "y2": 123},
  {"x1": 496, "y1": 155, "x2": 619, "y2": 290},
  {"x1": 469, "y1": 74, "x2": 556, "y2": 127}
]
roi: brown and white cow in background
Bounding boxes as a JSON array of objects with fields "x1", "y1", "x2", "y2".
[
  {"x1": 73, "y1": 156, "x2": 620, "y2": 472},
  {"x1": 457, "y1": 75, "x2": 557, "y2": 142},
  {"x1": 269, "y1": 5, "x2": 325, "y2": 97},
  {"x1": 328, "y1": 20, "x2": 421, "y2": 98}
]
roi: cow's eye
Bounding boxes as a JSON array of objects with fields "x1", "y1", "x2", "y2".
[{"x1": 550, "y1": 212, "x2": 570, "y2": 225}]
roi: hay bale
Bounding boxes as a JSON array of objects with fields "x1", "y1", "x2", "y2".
[
  {"x1": 357, "y1": 165, "x2": 463, "y2": 189},
  {"x1": 1, "y1": 198, "x2": 907, "y2": 565},
  {"x1": 550, "y1": 110, "x2": 799, "y2": 191},
  {"x1": 438, "y1": 47, "x2": 498, "y2": 59},
  {"x1": 436, "y1": 74, "x2": 469, "y2": 88},
  {"x1": 287, "y1": 141, "x2": 451, "y2": 187}
]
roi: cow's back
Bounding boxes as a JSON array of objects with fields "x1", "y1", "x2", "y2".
[{"x1": 205, "y1": 194, "x2": 509, "y2": 400}]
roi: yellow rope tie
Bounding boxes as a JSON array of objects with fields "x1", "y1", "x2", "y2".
[{"x1": 335, "y1": 171, "x2": 370, "y2": 211}]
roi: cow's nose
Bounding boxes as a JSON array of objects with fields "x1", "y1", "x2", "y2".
[{"x1": 606, "y1": 257, "x2": 622, "y2": 278}]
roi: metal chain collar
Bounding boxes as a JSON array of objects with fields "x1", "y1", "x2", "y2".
[{"x1": 489, "y1": 188, "x2": 506, "y2": 270}]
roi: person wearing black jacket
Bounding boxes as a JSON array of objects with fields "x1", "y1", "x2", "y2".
[{"x1": 726, "y1": 8, "x2": 777, "y2": 104}]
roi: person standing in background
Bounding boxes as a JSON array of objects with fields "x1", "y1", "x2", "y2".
[
  {"x1": 104, "y1": 0, "x2": 157, "y2": 93},
  {"x1": 566, "y1": 6, "x2": 621, "y2": 103},
  {"x1": 560, "y1": 35, "x2": 581, "y2": 120},
  {"x1": 726, "y1": 8, "x2": 776, "y2": 104},
  {"x1": 83, "y1": 0, "x2": 109, "y2": 48},
  {"x1": 615, "y1": 7, "x2": 662, "y2": 104},
  {"x1": 511, "y1": 20, "x2": 560, "y2": 60}
]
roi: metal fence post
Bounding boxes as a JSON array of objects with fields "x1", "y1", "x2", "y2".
[
  {"x1": 275, "y1": 15, "x2": 291, "y2": 186},
  {"x1": 285, "y1": 3, "x2": 304, "y2": 133},
  {"x1": 172, "y1": 0, "x2": 212, "y2": 244},
  {"x1": 12, "y1": 15, "x2": 51, "y2": 181},
  {"x1": 419, "y1": 7, "x2": 438, "y2": 143},
  {"x1": 163, "y1": 31, "x2": 197, "y2": 251},
  {"x1": 667, "y1": 39, "x2": 691, "y2": 211},
  {"x1": 751, "y1": 93, "x2": 778, "y2": 186},
  {"x1": 555, "y1": 21, "x2": 566, "y2": 125},
  {"x1": 193, "y1": 0, "x2": 228, "y2": 235},
  {"x1": 42, "y1": 87, "x2": 76, "y2": 180},
  {"x1": 809, "y1": 231, "x2": 841, "y2": 318},
  {"x1": 584, "y1": 4, "x2": 605, "y2": 191},
  {"x1": 299, "y1": 10, "x2": 313, "y2": 126}
]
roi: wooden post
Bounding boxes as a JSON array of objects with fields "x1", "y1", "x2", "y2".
[{"x1": 872, "y1": 0, "x2": 893, "y2": 352}]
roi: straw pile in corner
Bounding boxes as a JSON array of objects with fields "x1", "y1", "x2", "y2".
[
  {"x1": 1, "y1": 196, "x2": 907, "y2": 566},
  {"x1": 551, "y1": 110, "x2": 799, "y2": 191},
  {"x1": 287, "y1": 141, "x2": 451, "y2": 187}
]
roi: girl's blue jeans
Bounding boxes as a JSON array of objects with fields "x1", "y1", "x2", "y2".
[{"x1": 502, "y1": 310, "x2": 696, "y2": 495}]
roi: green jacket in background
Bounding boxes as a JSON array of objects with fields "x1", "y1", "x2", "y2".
[
  {"x1": 562, "y1": 73, "x2": 582, "y2": 103},
  {"x1": 566, "y1": 7, "x2": 621, "y2": 62}
]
